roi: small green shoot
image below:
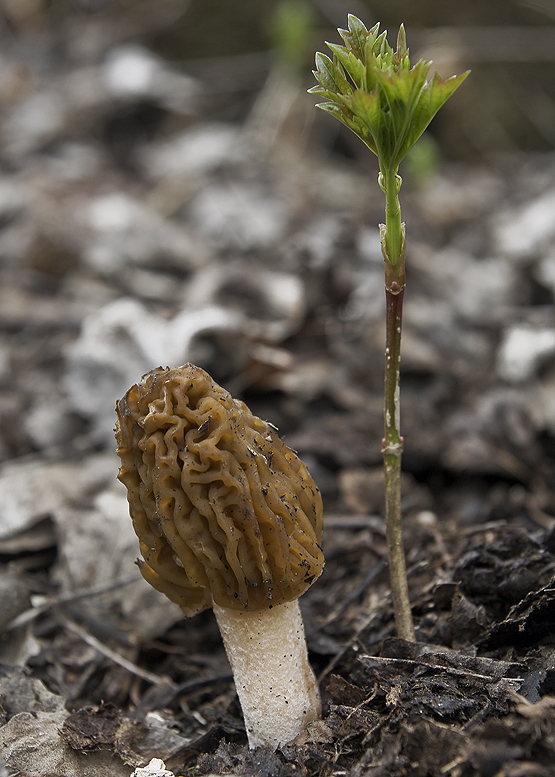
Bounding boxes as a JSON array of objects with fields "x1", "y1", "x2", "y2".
[
  {"x1": 270, "y1": 0, "x2": 316, "y2": 74},
  {"x1": 310, "y1": 17, "x2": 469, "y2": 641}
]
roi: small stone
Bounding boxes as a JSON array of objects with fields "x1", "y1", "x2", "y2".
[
  {"x1": 104, "y1": 46, "x2": 160, "y2": 97},
  {"x1": 145, "y1": 123, "x2": 241, "y2": 179},
  {"x1": 130, "y1": 758, "x2": 175, "y2": 777},
  {"x1": 497, "y1": 324, "x2": 555, "y2": 383},
  {"x1": 190, "y1": 183, "x2": 287, "y2": 250},
  {"x1": 494, "y1": 187, "x2": 555, "y2": 259}
]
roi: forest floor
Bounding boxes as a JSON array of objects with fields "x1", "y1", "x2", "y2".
[{"x1": 1, "y1": 5, "x2": 555, "y2": 777}]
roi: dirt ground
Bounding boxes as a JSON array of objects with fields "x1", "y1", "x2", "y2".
[{"x1": 1, "y1": 3, "x2": 555, "y2": 776}]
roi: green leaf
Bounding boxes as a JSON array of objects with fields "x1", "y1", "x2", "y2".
[
  {"x1": 310, "y1": 18, "x2": 469, "y2": 171},
  {"x1": 396, "y1": 24, "x2": 407, "y2": 62},
  {"x1": 327, "y1": 43, "x2": 366, "y2": 90},
  {"x1": 314, "y1": 52, "x2": 337, "y2": 88},
  {"x1": 375, "y1": 30, "x2": 391, "y2": 62},
  {"x1": 427, "y1": 70, "x2": 470, "y2": 116},
  {"x1": 313, "y1": 52, "x2": 353, "y2": 96},
  {"x1": 345, "y1": 14, "x2": 369, "y2": 60},
  {"x1": 349, "y1": 89, "x2": 380, "y2": 133},
  {"x1": 316, "y1": 101, "x2": 375, "y2": 151}
]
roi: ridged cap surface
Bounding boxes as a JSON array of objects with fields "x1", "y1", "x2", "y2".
[{"x1": 115, "y1": 364, "x2": 324, "y2": 615}]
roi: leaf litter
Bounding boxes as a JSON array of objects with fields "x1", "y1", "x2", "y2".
[{"x1": 0, "y1": 3, "x2": 554, "y2": 776}]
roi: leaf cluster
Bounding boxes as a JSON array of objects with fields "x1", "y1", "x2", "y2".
[{"x1": 309, "y1": 15, "x2": 469, "y2": 172}]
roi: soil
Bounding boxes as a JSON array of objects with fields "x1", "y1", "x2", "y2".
[{"x1": 1, "y1": 3, "x2": 555, "y2": 777}]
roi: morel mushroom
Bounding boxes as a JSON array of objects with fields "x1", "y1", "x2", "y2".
[{"x1": 115, "y1": 363, "x2": 324, "y2": 749}]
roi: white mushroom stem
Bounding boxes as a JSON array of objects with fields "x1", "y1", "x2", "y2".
[{"x1": 213, "y1": 599, "x2": 321, "y2": 749}]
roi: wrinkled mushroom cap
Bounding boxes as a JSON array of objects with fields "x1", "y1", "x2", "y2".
[{"x1": 115, "y1": 364, "x2": 324, "y2": 616}]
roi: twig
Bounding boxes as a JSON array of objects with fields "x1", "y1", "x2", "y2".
[
  {"x1": 359, "y1": 655, "x2": 525, "y2": 686},
  {"x1": 59, "y1": 614, "x2": 165, "y2": 686},
  {"x1": 320, "y1": 560, "x2": 387, "y2": 628},
  {"x1": 4, "y1": 573, "x2": 141, "y2": 631}
]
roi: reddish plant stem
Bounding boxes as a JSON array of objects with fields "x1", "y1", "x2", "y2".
[{"x1": 381, "y1": 225, "x2": 415, "y2": 642}]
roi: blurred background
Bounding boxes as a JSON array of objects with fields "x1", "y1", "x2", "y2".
[
  {"x1": 151, "y1": 0, "x2": 555, "y2": 159},
  {"x1": 1, "y1": 0, "x2": 555, "y2": 476},
  {"x1": 2, "y1": 0, "x2": 555, "y2": 161}
]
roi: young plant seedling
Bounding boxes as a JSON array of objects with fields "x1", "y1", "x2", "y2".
[{"x1": 310, "y1": 16, "x2": 469, "y2": 641}]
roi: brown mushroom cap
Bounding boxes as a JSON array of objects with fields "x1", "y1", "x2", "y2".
[{"x1": 115, "y1": 363, "x2": 324, "y2": 616}]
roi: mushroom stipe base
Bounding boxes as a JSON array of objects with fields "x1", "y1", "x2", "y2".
[{"x1": 213, "y1": 599, "x2": 321, "y2": 749}]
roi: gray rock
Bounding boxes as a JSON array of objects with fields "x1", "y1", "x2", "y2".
[
  {"x1": 63, "y1": 298, "x2": 239, "y2": 441},
  {"x1": 0, "y1": 453, "x2": 115, "y2": 539},
  {"x1": 494, "y1": 187, "x2": 555, "y2": 260},
  {"x1": 190, "y1": 182, "x2": 287, "y2": 250},
  {"x1": 0, "y1": 711, "x2": 129, "y2": 777},
  {"x1": 0, "y1": 665, "x2": 65, "y2": 717},
  {"x1": 497, "y1": 324, "x2": 555, "y2": 383},
  {"x1": 144, "y1": 123, "x2": 242, "y2": 180}
]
